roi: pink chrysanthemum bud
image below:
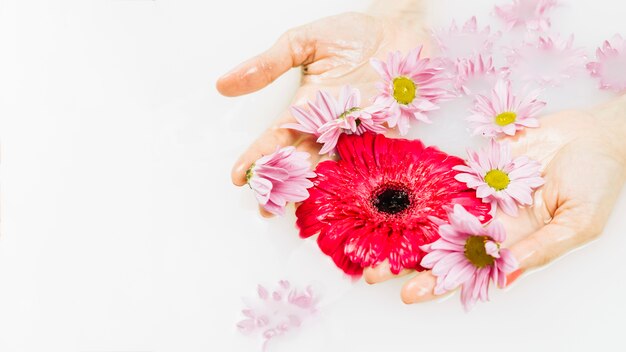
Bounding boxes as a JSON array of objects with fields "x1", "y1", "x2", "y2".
[{"x1": 247, "y1": 147, "x2": 316, "y2": 216}]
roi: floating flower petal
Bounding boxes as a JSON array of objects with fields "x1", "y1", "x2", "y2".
[
  {"x1": 495, "y1": 0, "x2": 558, "y2": 31},
  {"x1": 237, "y1": 280, "x2": 318, "y2": 351},
  {"x1": 506, "y1": 34, "x2": 586, "y2": 86},
  {"x1": 370, "y1": 46, "x2": 448, "y2": 136},
  {"x1": 433, "y1": 16, "x2": 498, "y2": 66},
  {"x1": 587, "y1": 34, "x2": 626, "y2": 93},
  {"x1": 283, "y1": 86, "x2": 388, "y2": 155},
  {"x1": 453, "y1": 139, "x2": 545, "y2": 217},
  {"x1": 420, "y1": 204, "x2": 519, "y2": 310},
  {"x1": 454, "y1": 55, "x2": 510, "y2": 96},
  {"x1": 468, "y1": 79, "x2": 545, "y2": 137},
  {"x1": 296, "y1": 132, "x2": 492, "y2": 276},
  {"x1": 247, "y1": 147, "x2": 316, "y2": 216}
]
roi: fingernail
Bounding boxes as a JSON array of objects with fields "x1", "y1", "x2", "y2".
[{"x1": 506, "y1": 269, "x2": 525, "y2": 287}]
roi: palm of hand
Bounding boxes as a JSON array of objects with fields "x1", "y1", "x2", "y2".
[
  {"x1": 368, "y1": 110, "x2": 626, "y2": 304},
  {"x1": 217, "y1": 12, "x2": 428, "y2": 191},
  {"x1": 501, "y1": 110, "x2": 626, "y2": 268}
]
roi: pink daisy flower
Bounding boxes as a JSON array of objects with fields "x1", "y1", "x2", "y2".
[
  {"x1": 433, "y1": 17, "x2": 498, "y2": 65},
  {"x1": 506, "y1": 35, "x2": 586, "y2": 86},
  {"x1": 468, "y1": 80, "x2": 545, "y2": 137},
  {"x1": 283, "y1": 86, "x2": 388, "y2": 155},
  {"x1": 587, "y1": 34, "x2": 626, "y2": 93},
  {"x1": 420, "y1": 204, "x2": 519, "y2": 310},
  {"x1": 237, "y1": 280, "x2": 317, "y2": 351},
  {"x1": 454, "y1": 55, "x2": 510, "y2": 96},
  {"x1": 494, "y1": 0, "x2": 558, "y2": 31},
  {"x1": 370, "y1": 46, "x2": 448, "y2": 136},
  {"x1": 246, "y1": 146, "x2": 316, "y2": 216},
  {"x1": 296, "y1": 132, "x2": 492, "y2": 276},
  {"x1": 453, "y1": 139, "x2": 545, "y2": 217}
]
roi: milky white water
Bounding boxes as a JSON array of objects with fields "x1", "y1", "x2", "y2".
[{"x1": 0, "y1": 0, "x2": 625, "y2": 351}]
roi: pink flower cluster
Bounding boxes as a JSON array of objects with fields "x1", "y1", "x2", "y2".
[
  {"x1": 237, "y1": 280, "x2": 317, "y2": 351},
  {"x1": 236, "y1": 0, "x2": 626, "y2": 318}
]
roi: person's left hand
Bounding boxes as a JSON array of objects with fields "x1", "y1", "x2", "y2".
[{"x1": 365, "y1": 100, "x2": 626, "y2": 304}]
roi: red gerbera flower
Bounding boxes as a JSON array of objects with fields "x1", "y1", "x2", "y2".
[{"x1": 295, "y1": 132, "x2": 492, "y2": 276}]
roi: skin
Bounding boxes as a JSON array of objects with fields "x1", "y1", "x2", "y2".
[
  {"x1": 216, "y1": 1, "x2": 428, "y2": 216},
  {"x1": 217, "y1": 1, "x2": 626, "y2": 303},
  {"x1": 397, "y1": 104, "x2": 626, "y2": 303}
]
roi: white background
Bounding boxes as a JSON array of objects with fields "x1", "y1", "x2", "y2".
[{"x1": 1, "y1": 0, "x2": 625, "y2": 351}]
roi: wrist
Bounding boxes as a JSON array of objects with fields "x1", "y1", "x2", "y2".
[{"x1": 367, "y1": 0, "x2": 427, "y2": 22}]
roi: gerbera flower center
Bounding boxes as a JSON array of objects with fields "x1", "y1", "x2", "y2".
[
  {"x1": 464, "y1": 235, "x2": 496, "y2": 268},
  {"x1": 392, "y1": 77, "x2": 417, "y2": 105},
  {"x1": 494, "y1": 111, "x2": 517, "y2": 126},
  {"x1": 372, "y1": 186, "x2": 411, "y2": 215},
  {"x1": 484, "y1": 169, "x2": 510, "y2": 191}
]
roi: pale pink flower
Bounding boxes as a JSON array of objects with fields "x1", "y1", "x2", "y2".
[
  {"x1": 453, "y1": 139, "x2": 545, "y2": 217},
  {"x1": 433, "y1": 17, "x2": 498, "y2": 65},
  {"x1": 468, "y1": 80, "x2": 545, "y2": 137},
  {"x1": 237, "y1": 280, "x2": 318, "y2": 351},
  {"x1": 587, "y1": 34, "x2": 626, "y2": 93},
  {"x1": 246, "y1": 147, "x2": 316, "y2": 216},
  {"x1": 283, "y1": 86, "x2": 388, "y2": 155},
  {"x1": 507, "y1": 35, "x2": 586, "y2": 86},
  {"x1": 420, "y1": 204, "x2": 518, "y2": 310},
  {"x1": 495, "y1": 0, "x2": 558, "y2": 31},
  {"x1": 370, "y1": 46, "x2": 448, "y2": 136},
  {"x1": 454, "y1": 55, "x2": 510, "y2": 96}
]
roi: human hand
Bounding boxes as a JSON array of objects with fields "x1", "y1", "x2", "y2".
[
  {"x1": 366, "y1": 96, "x2": 626, "y2": 304},
  {"x1": 216, "y1": 1, "x2": 429, "y2": 216}
]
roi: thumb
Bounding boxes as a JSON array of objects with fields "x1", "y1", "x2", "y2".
[
  {"x1": 216, "y1": 27, "x2": 314, "y2": 97},
  {"x1": 507, "y1": 220, "x2": 598, "y2": 274}
]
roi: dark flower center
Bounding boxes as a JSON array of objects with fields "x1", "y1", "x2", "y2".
[{"x1": 372, "y1": 187, "x2": 411, "y2": 214}]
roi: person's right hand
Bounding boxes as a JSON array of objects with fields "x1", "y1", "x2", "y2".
[{"x1": 216, "y1": 5, "x2": 430, "y2": 216}]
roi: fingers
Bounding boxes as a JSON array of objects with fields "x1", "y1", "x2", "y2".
[
  {"x1": 508, "y1": 222, "x2": 586, "y2": 271},
  {"x1": 258, "y1": 205, "x2": 275, "y2": 218},
  {"x1": 363, "y1": 261, "x2": 413, "y2": 284},
  {"x1": 231, "y1": 120, "x2": 299, "y2": 186},
  {"x1": 400, "y1": 271, "x2": 442, "y2": 304},
  {"x1": 231, "y1": 122, "x2": 321, "y2": 186},
  {"x1": 216, "y1": 28, "x2": 314, "y2": 97}
]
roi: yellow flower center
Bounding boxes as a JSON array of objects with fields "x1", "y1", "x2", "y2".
[
  {"x1": 464, "y1": 236, "x2": 496, "y2": 268},
  {"x1": 245, "y1": 164, "x2": 255, "y2": 183},
  {"x1": 339, "y1": 107, "x2": 361, "y2": 119},
  {"x1": 392, "y1": 77, "x2": 417, "y2": 105},
  {"x1": 484, "y1": 169, "x2": 510, "y2": 191},
  {"x1": 494, "y1": 111, "x2": 517, "y2": 126}
]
